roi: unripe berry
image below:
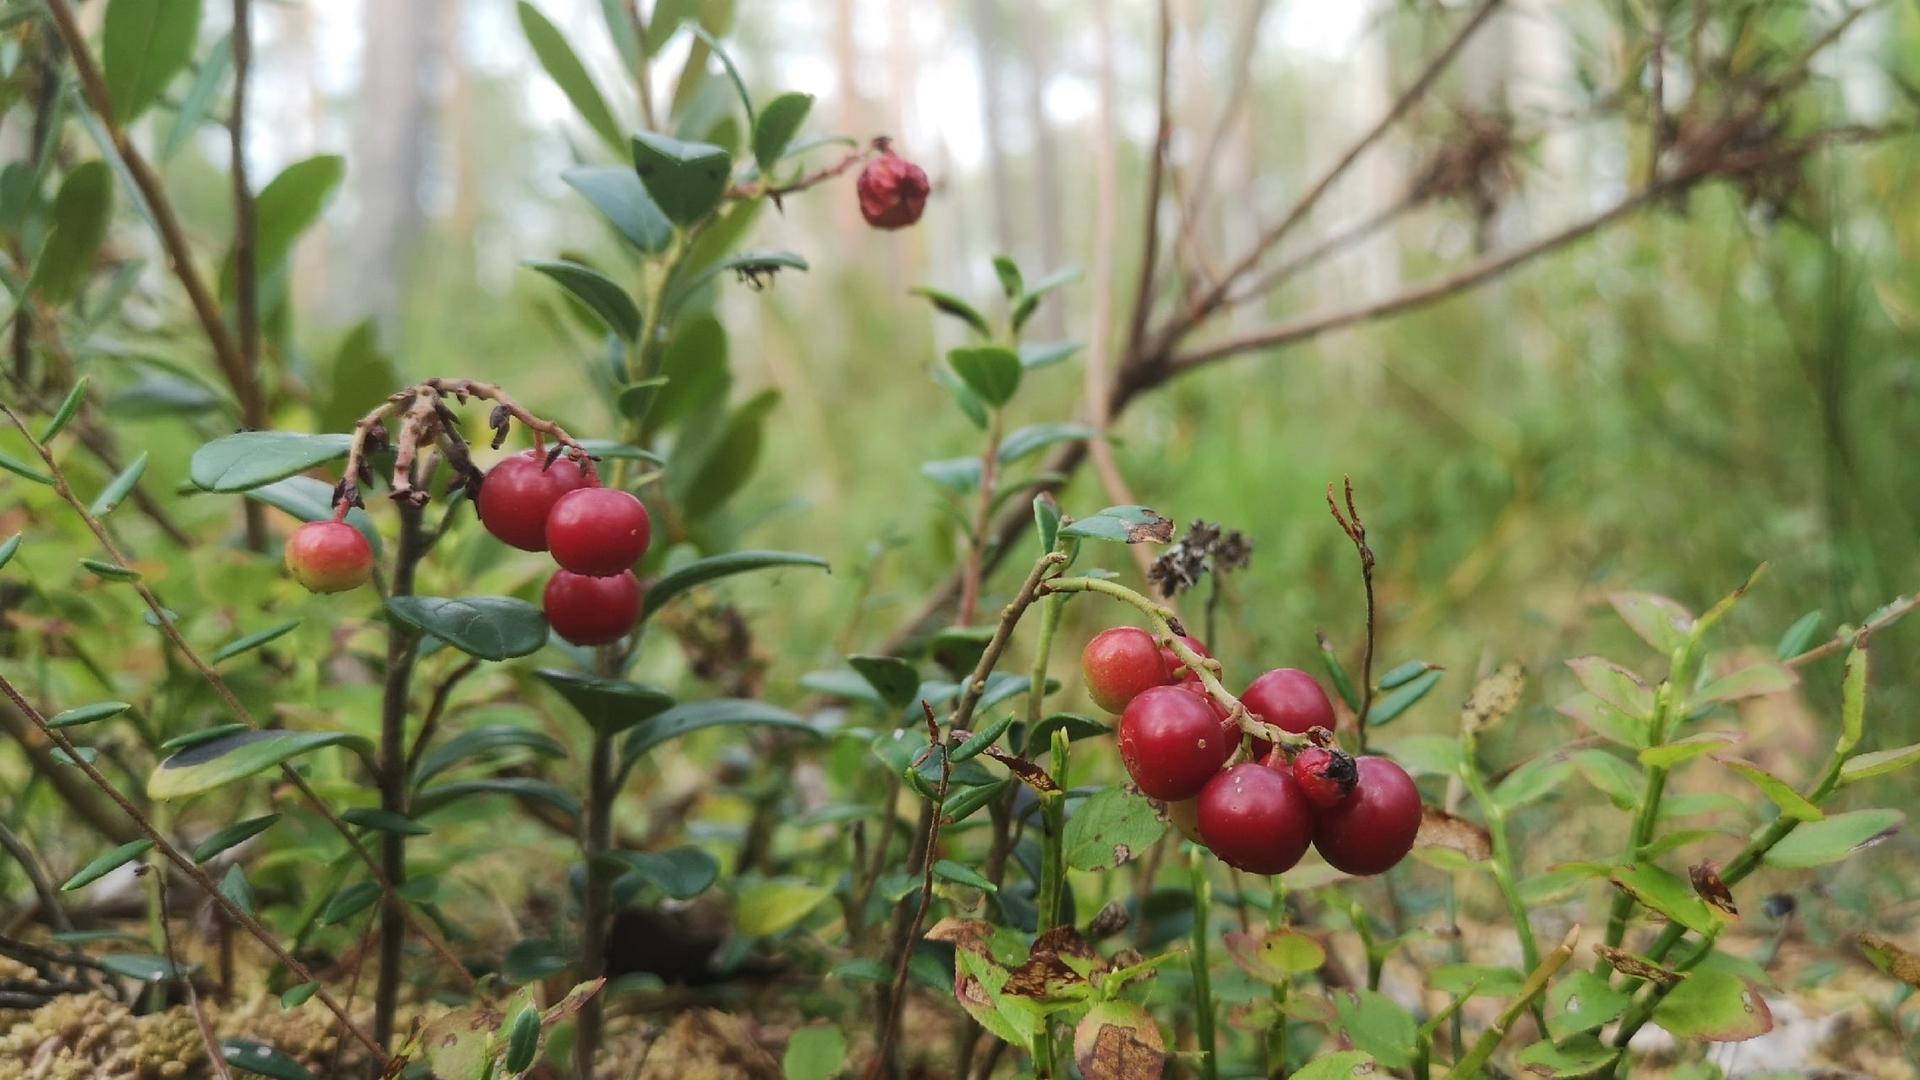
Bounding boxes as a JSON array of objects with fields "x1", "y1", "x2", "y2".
[
  {"x1": 1242, "y1": 668, "x2": 1337, "y2": 736},
  {"x1": 476, "y1": 449, "x2": 597, "y2": 552},
  {"x1": 1118, "y1": 685, "x2": 1235, "y2": 801},
  {"x1": 1312, "y1": 756, "x2": 1423, "y2": 876},
  {"x1": 1082, "y1": 627, "x2": 1171, "y2": 714},
  {"x1": 1289, "y1": 746, "x2": 1358, "y2": 808},
  {"x1": 543, "y1": 569, "x2": 642, "y2": 646},
  {"x1": 1196, "y1": 762, "x2": 1314, "y2": 875},
  {"x1": 546, "y1": 488, "x2": 651, "y2": 577},
  {"x1": 284, "y1": 521, "x2": 373, "y2": 594},
  {"x1": 857, "y1": 148, "x2": 930, "y2": 230}
]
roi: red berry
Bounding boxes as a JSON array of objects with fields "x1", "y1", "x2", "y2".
[
  {"x1": 1159, "y1": 635, "x2": 1212, "y2": 685},
  {"x1": 1290, "y1": 746, "x2": 1359, "y2": 809},
  {"x1": 1161, "y1": 796, "x2": 1207, "y2": 846},
  {"x1": 546, "y1": 488, "x2": 651, "y2": 577},
  {"x1": 1312, "y1": 756, "x2": 1422, "y2": 876},
  {"x1": 477, "y1": 449, "x2": 597, "y2": 552},
  {"x1": 543, "y1": 569, "x2": 642, "y2": 646},
  {"x1": 1175, "y1": 682, "x2": 1270, "y2": 764},
  {"x1": 1196, "y1": 763, "x2": 1314, "y2": 875},
  {"x1": 1242, "y1": 668, "x2": 1337, "y2": 736},
  {"x1": 1082, "y1": 627, "x2": 1172, "y2": 714},
  {"x1": 284, "y1": 521, "x2": 373, "y2": 594},
  {"x1": 857, "y1": 148, "x2": 930, "y2": 229},
  {"x1": 1118, "y1": 685, "x2": 1235, "y2": 801}
]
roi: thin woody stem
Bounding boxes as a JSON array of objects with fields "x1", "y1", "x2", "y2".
[{"x1": 1327, "y1": 477, "x2": 1378, "y2": 733}]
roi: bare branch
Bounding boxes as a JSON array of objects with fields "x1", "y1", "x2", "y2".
[{"x1": 1121, "y1": 0, "x2": 1175, "y2": 361}]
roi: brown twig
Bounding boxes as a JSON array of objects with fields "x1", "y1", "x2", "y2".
[
  {"x1": 727, "y1": 144, "x2": 871, "y2": 201},
  {"x1": 868, "y1": 701, "x2": 952, "y2": 1080},
  {"x1": 955, "y1": 409, "x2": 1006, "y2": 627},
  {"x1": 0, "y1": 819, "x2": 73, "y2": 934},
  {"x1": 1326, "y1": 477, "x2": 1378, "y2": 731},
  {"x1": 402, "y1": 657, "x2": 483, "y2": 777},
  {"x1": 1121, "y1": 0, "x2": 1175, "y2": 362},
  {"x1": 1787, "y1": 593, "x2": 1919, "y2": 668},
  {"x1": 0, "y1": 673, "x2": 389, "y2": 1066},
  {"x1": 152, "y1": 870, "x2": 232, "y2": 1080}
]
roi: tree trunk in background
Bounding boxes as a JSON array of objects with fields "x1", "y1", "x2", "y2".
[
  {"x1": 1013, "y1": 8, "x2": 1066, "y2": 337},
  {"x1": 832, "y1": 0, "x2": 865, "y2": 236},
  {"x1": 344, "y1": 0, "x2": 444, "y2": 330},
  {"x1": 969, "y1": 0, "x2": 1014, "y2": 256}
]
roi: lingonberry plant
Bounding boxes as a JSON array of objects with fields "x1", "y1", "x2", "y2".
[{"x1": 0, "y1": 1, "x2": 1915, "y2": 1079}]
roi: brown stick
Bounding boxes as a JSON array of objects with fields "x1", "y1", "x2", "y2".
[
  {"x1": 868, "y1": 702, "x2": 952, "y2": 1080},
  {"x1": 153, "y1": 871, "x2": 232, "y2": 1080},
  {"x1": 1121, "y1": 0, "x2": 1174, "y2": 362}
]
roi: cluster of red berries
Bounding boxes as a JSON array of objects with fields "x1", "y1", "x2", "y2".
[
  {"x1": 475, "y1": 450, "x2": 650, "y2": 646},
  {"x1": 284, "y1": 448, "x2": 652, "y2": 648},
  {"x1": 1082, "y1": 627, "x2": 1421, "y2": 877}
]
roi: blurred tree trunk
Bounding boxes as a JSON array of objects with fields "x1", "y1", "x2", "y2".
[
  {"x1": 1013, "y1": 5, "x2": 1066, "y2": 337},
  {"x1": 345, "y1": 0, "x2": 446, "y2": 330},
  {"x1": 970, "y1": 0, "x2": 1014, "y2": 255}
]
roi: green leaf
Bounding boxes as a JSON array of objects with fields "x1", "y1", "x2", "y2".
[
  {"x1": 244, "y1": 476, "x2": 383, "y2": 559},
  {"x1": 622, "y1": 698, "x2": 820, "y2": 764},
  {"x1": 1763, "y1": 809, "x2": 1903, "y2": 869},
  {"x1": 668, "y1": 249, "x2": 810, "y2": 308},
  {"x1": 47, "y1": 701, "x2": 133, "y2": 730},
  {"x1": 1018, "y1": 340, "x2": 1081, "y2": 369},
  {"x1": 642, "y1": 550, "x2": 829, "y2": 621},
  {"x1": 1717, "y1": 758, "x2": 1823, "y2": 821},
  {"x1": 933, "y1": 859, "x2": 997, "y2": 892},
  {"x1": 911, "y1": 286, "x2": 991, "y2": 337},
  {"x1": 1548, "y1": 969, "x2": 1646, "y2": 1035},
  {"x1": 0, "y1": 450, "x2": 53, "y2": 486},
  {"x1": 1566, "y1": 657, "x2": 1655, "y2": 719},
  {"x1": 1692, "y1": 662, "x2": 1797, "y2": 706},
  {"x1": 1651, "y1": 969, "x2": 1773, "y2": 1042},
  {"x1": 1639, "y1": 731, "x2": 1741, "y2": 769},
  {"x1": 412, "y1": 724, "x2": 568, "y2": 786},
  {"x1": 682, "y1": 391, "x2": 782, "y2": 520},
  {"x1": 1841, "y1": 742, "x2": 1920, "y2": 785},
  {"x1": 1011, "y1": 266, "x2": 1081, "y2": 331},
  {"x1": 504, "y1": 1007, "x2": 541, "y2": 1073},
  {"x1": 518, "y1": 0, "x2": 624, "y2": 151},
  {"x1": 526, "y1": 259, "x2": 641, "y2": 340},
  {"x1": 1492, "y1": 757, "x2": 1574, "y2": 812},
  {"x1": 40, "y1": 377, "x2": 91, "y2": 443},
  {"x1": 1513, "y1": 1035, "x2": 1620, "y2": 1077},
  {"x1": 1033, "y1": 494, "x2": 1061, "y2": 554},
  {"x1": 953, "y1": 713, "x2": 1016, "y2": 762},
  {"x1": 385, "y1": 596, "x2": 549, "y2": 662},
  {"x1": 736, "y1": 878, "x2": 832, "y2": 937},
  {"x1": 782, "y1": 1024, "x2": 846, "y2": 1080},
  {"x1": 1058, "y1": 505, "x2": 1174, "y2": 544},
  {"x1": 414, "y1": 778, "x2": 580, "y2": 819},
  {"x1": 562, "y1": 165, "x2": 673, "y2": 253},
  {"x1": 80, "y1": 558, "x2": 139, "y2": 581},
  {"x1": 535, "y1": 668, "x2": 675, "y2": 737},
  {"x1": 1560, "y1": 692, "x2": 1648, "y2": 748},
  {"x1": 102, "y1": 0, "x2": 202, "y2": 123},
  {"x1": 0, "y1": 533, "x2": 20, "y2": 570},
  {"x1": 1609, "y1": 863, "x2": 1725, "y2": 936},
  {"x1": 320, "y1": 881, "x2": 380, "y2": 926},
  {"x1": 149, "y1": 730, "x2": 374, "y2": 800},
  {"x1": 1062, "y1": 788, "x2": 1165, "y2": 871},
  {"x1": 161, "y1": 724, "x2": 249, "y2": 753},
  {"x1": 189, "y1": 432, "x2": 352, "y2": 492},
  {"x1": 1223, "y1": 929, "x2": 1326, "y2": 984},
  {"x1": 222, "y1": 1039, "x2": 317, "y2": 1080},
  {"x1": 1377, "y1": 659, "x2": 1436, "y2": 690},
  {"x1": 100, "y1": 953, "x2": 191, "y2": 983},
  {"x1": 161, "y1": 33, "x2": 231, "y2": 162},
  {"x1": 998, "y1": 422, "x2": 1094, "y2": 464},
  {"x1": 192, "y1": 814, "x2": 279, "y2": 863},
  {"x1": 32, "y1": 161, "x2": 113, "y2": 305},
  {"x1": 86, "y1": 451, "x2": 148, "y2": 518},
  {"x1": 244, "y1": 155, "x2": 346, "y2": 282},
  {"x1": 847, "y1": 655, "x2": 921, "y2": 710},
  {"x1": 631, "y1": 131, "x2": 733, "y2": 227},
  {"x1": 1610, "y1": 592, "x2": 1696, "y2": 655},
  {"x1": 1289, "y1": 1052, "x2": 1378, "y2": 1080},
  {"x1": 278, "y1": 982, "x2": 319, "y2": 1009},
  {"x1": 940, "y1": 777, "x2": 1013, "y2": 824},
  {"x1": 752, "y1": 92, "x2": 813, "y2": 174},
  {"x1": 341, "y1": 808, "x2": 429, "y2": 836},
  {"x1": 62, "y1": 839, "x2": 154, "y2": 890},
  {"x1": 990, "y1": 255, "x2": 1023, "y2": 300},
  {"x1": 1367, "y1": 669, "x2": 1443, "y2": 726},
  {"x1": 948, "y1": 346, "x2": 1022, "y2": 407},
  {"x1": 605, "y1": 846, "x2": 718, "y2": 900},
  {"x1": 1839, "y1": 641, "x2": 1868, "y2": 755},
  {"x1": 212, "y1": 620, "x2": 302, "y2": 664},
  {"x1": 1775, "y1": 609, "x2": 1825, "y2": 660},
  {"x1": 1331, "y1": 988, "x2": 1418, "y2": 1069},
  {"x1": 920, "y1": 457, "x2": 981, "y2": 494}
]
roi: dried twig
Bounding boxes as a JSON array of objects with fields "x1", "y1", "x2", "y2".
[
  {"x1": 153, "y1": 871, "x2": 232, "y2": 1080},
  {"x1": 868, "y1": 701, "x2": 952, "y2": 1080},
  {"x1": 1326, "y1": 478, "x2": 1378, "y2": 730}
]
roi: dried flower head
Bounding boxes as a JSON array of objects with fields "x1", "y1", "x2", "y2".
[{"x1": 1149, "y1": 519, "x2": 1254, "y2": 598}]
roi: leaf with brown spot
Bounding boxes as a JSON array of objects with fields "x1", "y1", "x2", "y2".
[
  {"x1": 925, "y1": 917, "x2": 996, "y2": 955},
  {"x1": 980, "y1": 746, "x2": 1061, "y2": 793},
  {"x1": 1460, "y1": 662, "x2": 1526, "y2": 733},
  {"x1": 1073, "y1": 1000, "x2": 1165, "y2": 1080},
  {"x1": 1004, "y1": 926, "x2": 1102, "y2": 1002},
  {"x1": 1592, "y1": 944, "x2": 1681, "y2": 986},
  {"x1": 1417, "y1": 806, "x2": 1492, "y2": 861},
  {"x1": 1690, "y1": 862, "x2": 1738, "y2": 919},
  {"x1": 1859, "y1": 934, "x2": 1920, "y2": 989},
  {"x1": 1060, "y1": 505, "x2": 1176, "y2": 546},
  {"x1": 1224, "y1": 929, "x2": 1327, "y2": 985}
]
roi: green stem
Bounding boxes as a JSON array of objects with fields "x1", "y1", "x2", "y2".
[
  {"x1": 1597, "y1": 671, "x2": 1685, "y2": 969},
  {"x1": 1043, "y1": 576, "x2": 1308, "y2": 751},
  {"x1": 629, "y1": 231, "x2": 693, "y2": 386},
  {"x1": 1265, "y1": 878, "x2": 1289, "y2": 1078},
  {"x1": 373, "y1": 501, "x2": 424, "y2": 1051},
  {"x1": 1459, "y1": 741, "x2": 1541, "y2": 974},
  {"x1": 1445, "y1": 928, "x2": 1577, "y2": 1079},
  {"x1": 1189, "y1": 847, "x2": 1219, "y2": 1080}
]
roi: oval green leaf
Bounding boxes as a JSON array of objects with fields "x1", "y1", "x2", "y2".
[
  {"x1": 149, "y1": 730, "x2": 375, "y2": 800},
  {"x1": 386, "y1": 596, "x2": 549, "y2": 662},
  {"x1": 189, "y1": 432, "x2": 352, "y2": 493},
  {"x1": 535, "y1": 668, "x2": 675, "y2": 736}
]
